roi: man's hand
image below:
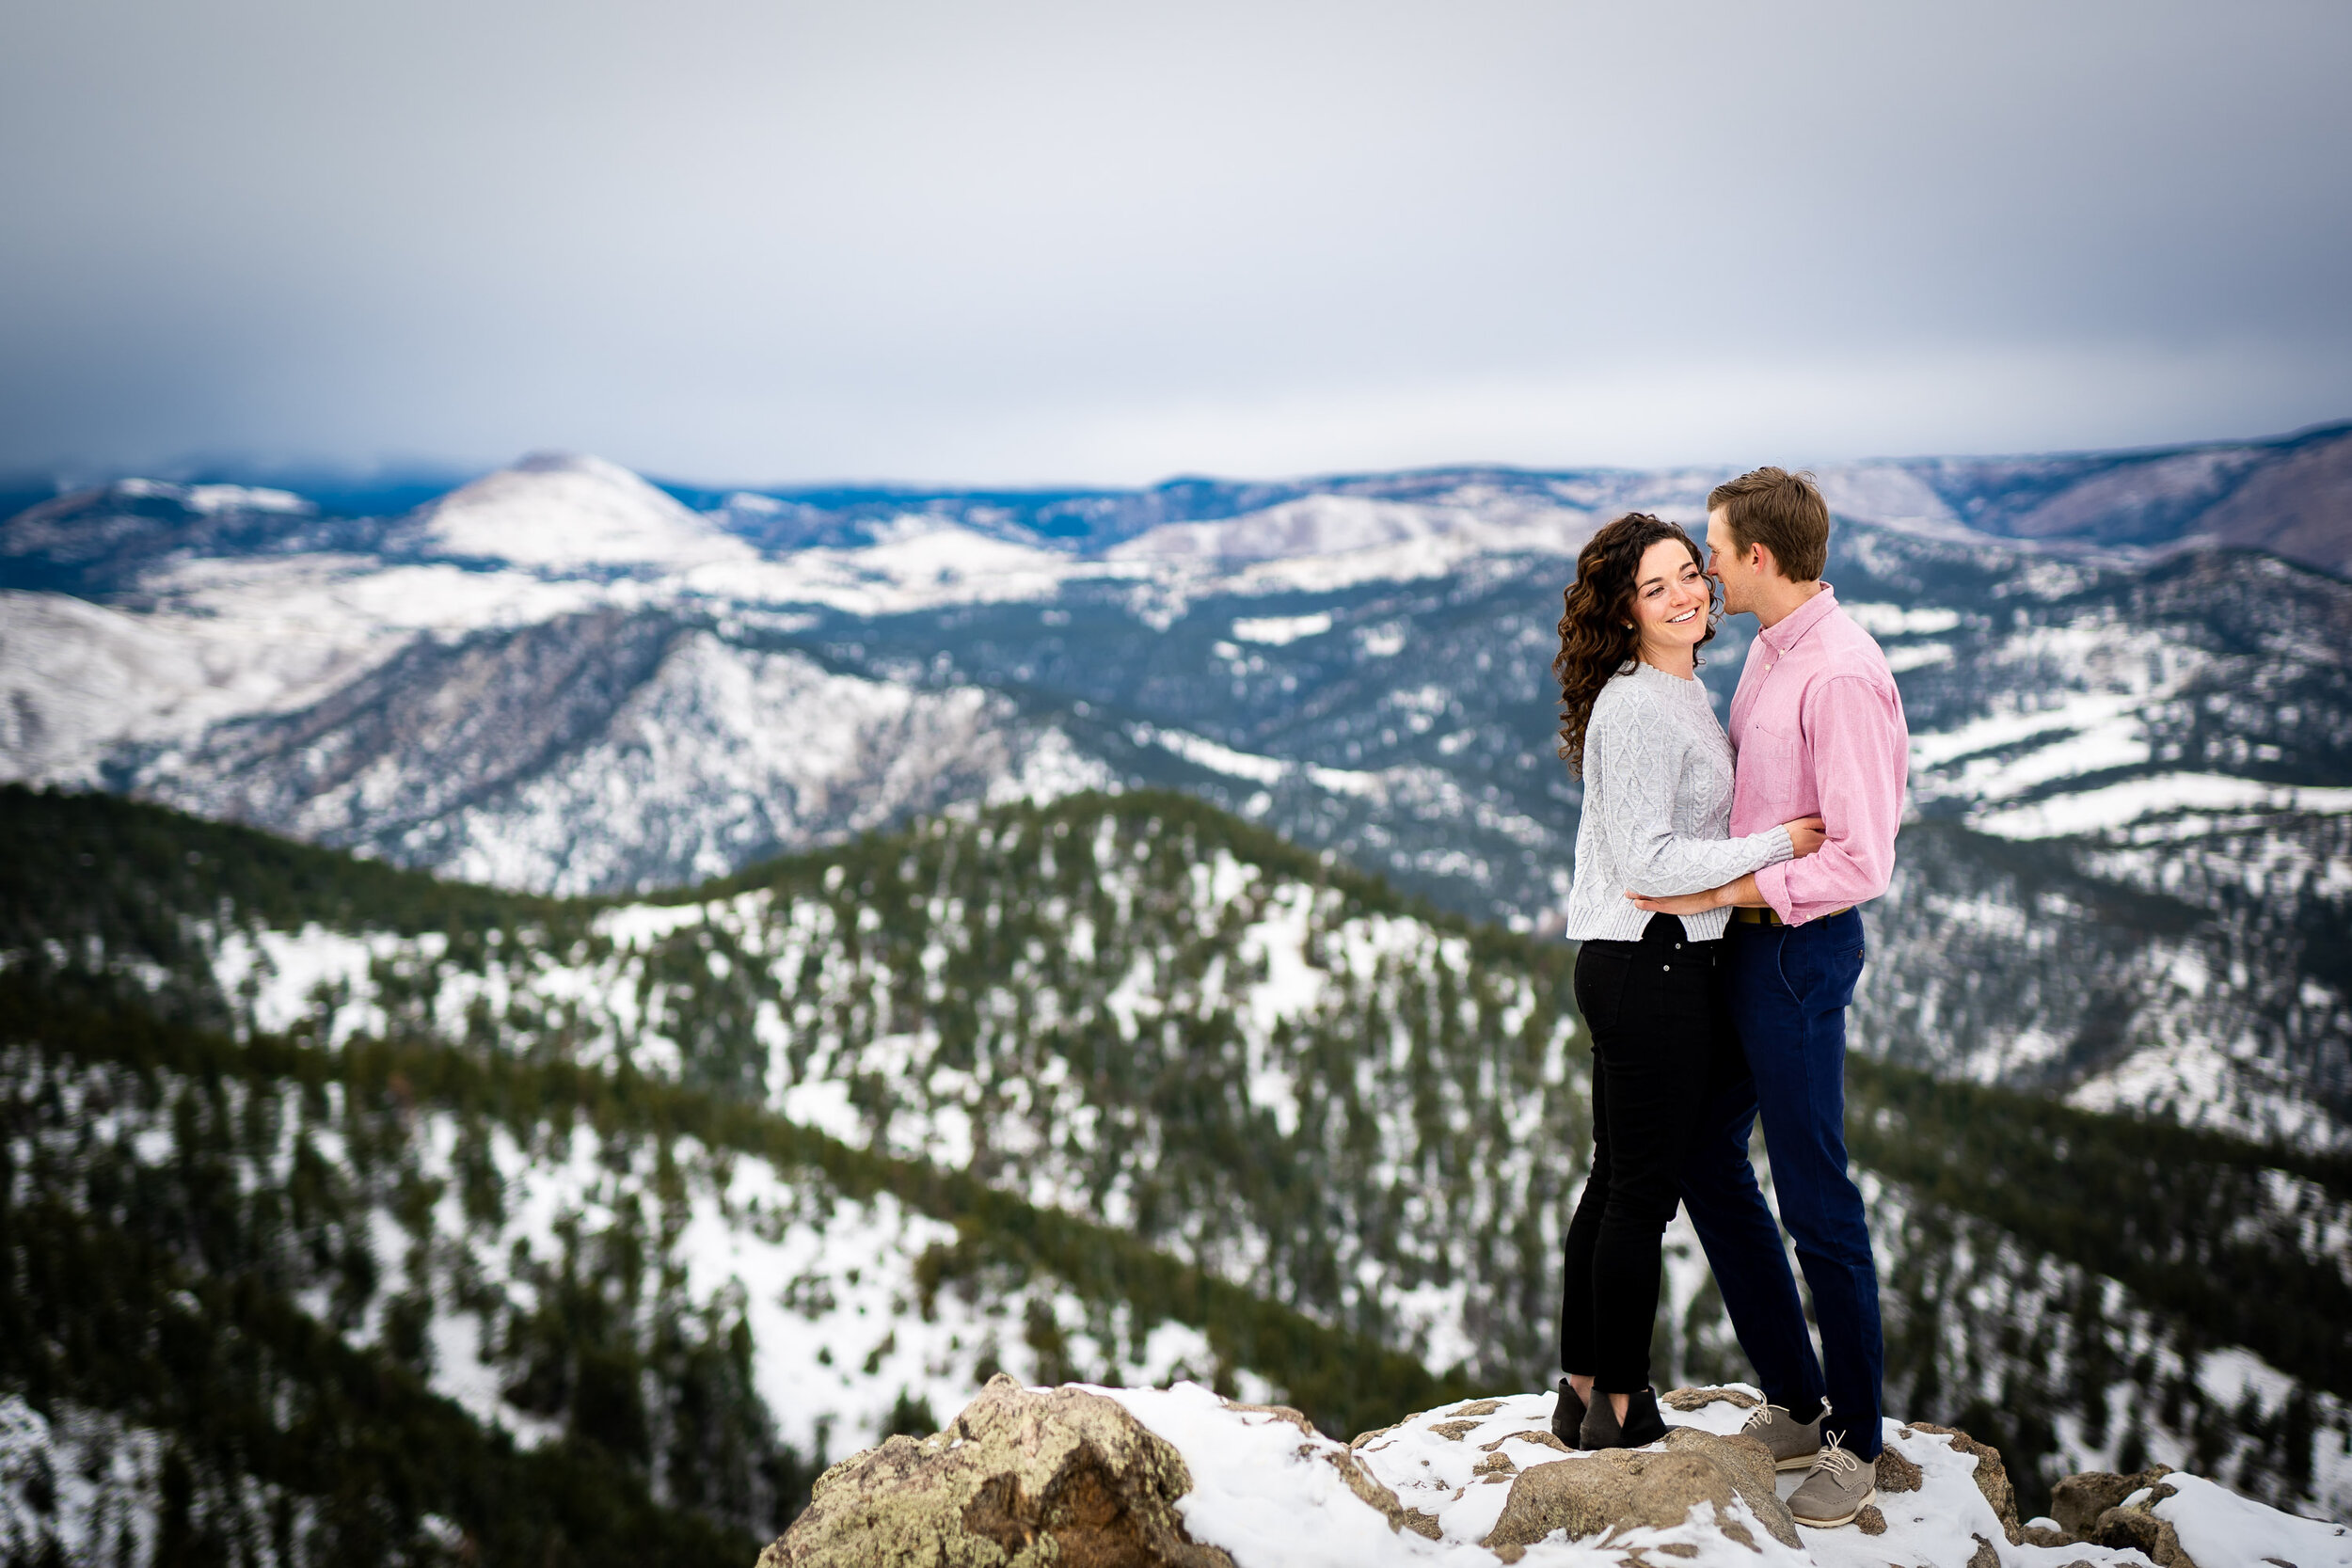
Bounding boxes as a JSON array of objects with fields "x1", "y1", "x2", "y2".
[{"x1": 1626, "y1": 872, "x2": 1768, "y2": 915}]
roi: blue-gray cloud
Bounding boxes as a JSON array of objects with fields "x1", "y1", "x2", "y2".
[{"x1": 2, "y1": 0, "x2": 2347, "y2": 483}]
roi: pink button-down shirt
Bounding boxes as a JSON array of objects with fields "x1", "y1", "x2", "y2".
[{"x1": 1727, "y1": 585, "x2": 1909, "y2": 926}]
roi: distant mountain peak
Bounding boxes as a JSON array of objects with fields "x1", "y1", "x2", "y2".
[{"x1": 404, "y1": 451, "x2": 754, "y2": 571}]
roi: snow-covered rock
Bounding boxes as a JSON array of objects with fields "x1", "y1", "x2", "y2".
[
  {"x1": 760, "y1": 1379, "x2": 2288, "y2": 1567},
  {"x1": 2045, "y1": 1465, "x2": 2352, "y2": 1567},
  {"x1": 760, "y1": 1375, "x2": 1240, "y2": 1568}
]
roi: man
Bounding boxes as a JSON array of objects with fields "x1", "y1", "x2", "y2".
[{"x1": 1627, "y1": 466, "x2": 1907, "y2": 1529}]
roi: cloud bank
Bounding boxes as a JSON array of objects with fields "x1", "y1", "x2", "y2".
[{"x1": 2, "y1": 0, "x2": 2347, "y2": 483}]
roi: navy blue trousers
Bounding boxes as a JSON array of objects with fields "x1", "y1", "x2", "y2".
[{"x1": 1677, "y1": 907, "x2": 1885, "y2": 1459}]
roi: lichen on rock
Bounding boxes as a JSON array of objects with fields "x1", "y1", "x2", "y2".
[
  {"x1": 1480, "y1": 1427, "x2": 1802, "y2": 1557},
  {"x1": 1875, "y1": 1446, "x2": 1925, "y2": 1495},
  {"x1": 2050, "y1": 1465, "x2": 2176, "y2": 1540},
  {"x1": 2085, "y1": 1479, "x2": 2197, "y2": 1568},
  {"x1": 1661, "y1": 1387, "x2": 1761, "y2": 1413},
  {"x1": 758, "y1": 1373, "x2": 1233, "y2": 1568}
]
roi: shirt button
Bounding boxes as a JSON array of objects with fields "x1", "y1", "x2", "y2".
[{"x1": 1661, "y1": 963, "x2": 1672, "y2": 972}]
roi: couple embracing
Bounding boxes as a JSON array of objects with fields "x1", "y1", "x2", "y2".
[{"x1": 1547, "y1": 467, "x2": 1907, "y2": 1530}]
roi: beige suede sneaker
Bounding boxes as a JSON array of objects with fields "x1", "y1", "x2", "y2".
[
  {"x1": 1788, "y1": 1435, "x2": 1878, "y2": 1528},
  {"x1": 1739, "y1": 1402, "x2": 1825, "y2": 1470}
]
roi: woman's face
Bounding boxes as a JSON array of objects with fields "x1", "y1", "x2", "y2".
[{"x1": 1629, "y1": 538, "x2": 1710, "y2": 657}]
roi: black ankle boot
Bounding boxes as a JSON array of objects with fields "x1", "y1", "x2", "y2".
[
  {"x1": 1550, "y1": 1379, "x2": 1589, "y2": 1448},
  {"x1": 1579, "y1": 1386, "x2": 1668, "y2": 1449}
]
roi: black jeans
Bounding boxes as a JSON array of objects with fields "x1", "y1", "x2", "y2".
[{"x1": 1559, "y1": 913, "x2": 1729, "y2": 1393}]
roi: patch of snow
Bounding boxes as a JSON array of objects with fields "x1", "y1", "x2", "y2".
[
  {"x1": 986, "y1": 724, "x2": 1116, "y2": 805},
  {"x1": 1841, "y1": 603, "x2": 1963, "y2": 636},
  {"x1": 2153, "y1": 1472, "x2": 2352, "y2": 1568},
  {"x1": 1975, "y1": 775, "x2": 2352, "y2": 840},
  {"x1": 1232, "y1": 612, "x2": 1333, "y2": 645},
  {"x1": 1132, "y1": 722, "x2": 1291, "y2": 785},
  {"x1": 1103, "y1": 1381, "x2": 1453, "y2": 1565},
  {"x1": 1883, "y1": 641, "x2": 1955, "y2": 673},
  {"x1": 1910, "y1": 691, "x2": 2146, "y2": 772},
  {"x1": 183, "y1": 483, "x2": 313, "y2": 515},
  {"x1": 678, "y1": 523, "x2": 1104, "y2": 615},
  {"x1": 782, "y1": 1078, "x2": 866, "y2": 1145},
  {"x1": 0, "y1": 1397, "x2": 173, "y2": 1568},
  {"x1": 599, "y1": 900, "x2": 720, "y2": 948}
]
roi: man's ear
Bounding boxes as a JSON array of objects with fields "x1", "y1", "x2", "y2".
[{"x1": 1747, "y1": 541, "x2": 1779, "y2": 580}]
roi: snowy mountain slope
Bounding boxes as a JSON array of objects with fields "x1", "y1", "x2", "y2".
[
  {"x1": 2, "y1": 439, "x2": 2348, "y2": 1143},
  {"x1": 0, "y1": 476, "x2": 378, "y2": 599},
  {"x1": 1106, "y1": 489, "x2": 1592, "y2": 565},
  {"x1": 675, "y1": 421, "x2": 2352, "y2": 576},
  {"x1": 9, "y1": 785, "x2": 2347, "y2": 1524},
  {"x1": 0, "y1": 548, "x2": 614, "y2": 785},
  {"x1": 1884, "y1": 420, "x2": 2352, "y2": 575},
  {"x1": 685, "y1": 420, "x2": 2352, "y2": 579},
  {"x1": 1861, "y1": 817, "x2": 2352, "y2": 1148},
  {"x1": 0, "y1": 1040, "x2": 1264, "y2": 1522},
  {"x1": 0, "y1": 588, "x2": 382, "y2": 785},
  {"x1": 124, "y1": 607, "x2": 1109, "y2": 894},
  {"x1": 776, "y1": 535, "x2": 2352, "y2": 1144},
  {"x1": 0, "y1": 984, "x2": 1456, "y2": 1564},
  {"x1": 395, "y1": 451, "x2": 757, "y2": 571}
]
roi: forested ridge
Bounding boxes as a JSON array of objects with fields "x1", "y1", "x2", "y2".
[
  {"x1": 0, "y1": 967, "x2": 1469, "y2": 1563},
  {"x1": 1, "y1": 783, "x2": 2348, "y2": 1560}
]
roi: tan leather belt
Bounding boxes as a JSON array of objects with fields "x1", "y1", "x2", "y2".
[{"x1": 1732, "y1": 905, "x2": 1851, "y2": 926}]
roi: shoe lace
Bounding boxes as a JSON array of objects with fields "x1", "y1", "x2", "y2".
[
  {"x1": 1740, "y1": 1403, "x2": 1786, "y2": 1433},
  {"x1": 1810, "y1": 1433, "x2": 1860, "y2": 1479}
]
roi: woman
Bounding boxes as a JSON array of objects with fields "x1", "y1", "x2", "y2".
[{"x1": 1548, "y1": 513, "x2": 1824, "y2": 1449}]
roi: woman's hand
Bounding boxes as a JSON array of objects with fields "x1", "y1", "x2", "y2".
[
  {"x1": 1628, "y1": 870, "x2": 1766, "y2": 915},
  {"x1": 1784, "y1": 816, "x2": 1826, "y2": 858},
  {"x1": 1625, "y1": 888, "x2": 1724, "y2": 916}
]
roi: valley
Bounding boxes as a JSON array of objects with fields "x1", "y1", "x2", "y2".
[{"x1": 3, "y1": 785, "x2": 2346, "y2": 1560}]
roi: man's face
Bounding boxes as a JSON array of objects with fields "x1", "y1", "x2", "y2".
[{"x1": 1705, "y1": 507, "x2": 1759, "y2": 615}]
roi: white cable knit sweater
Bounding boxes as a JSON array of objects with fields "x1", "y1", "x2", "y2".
[{"x1": 1561, "y1": 661, "x2": 1795, "y2": 942}]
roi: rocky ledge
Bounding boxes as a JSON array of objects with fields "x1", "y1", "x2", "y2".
[{"x1": 759, "y1": 1377, "x2": 2352, "y2": 1568}]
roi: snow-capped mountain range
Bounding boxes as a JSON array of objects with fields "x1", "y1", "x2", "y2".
[{"x1": 1, "y1": 427, "x2": 2348, "y2": 1148}]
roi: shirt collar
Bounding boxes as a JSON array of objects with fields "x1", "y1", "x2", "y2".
[{"x1": 1757, "y1": 582, "x2": 1838, "y2": 654}]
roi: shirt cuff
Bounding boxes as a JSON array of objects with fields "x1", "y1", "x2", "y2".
[{"x1": 1753, "y1": 860, "x2": 1796, "y2": 923}]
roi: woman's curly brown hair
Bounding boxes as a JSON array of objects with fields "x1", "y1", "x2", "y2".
[{"x1": 1552, "y1": 513, "x2": 1717, "y2": 777}]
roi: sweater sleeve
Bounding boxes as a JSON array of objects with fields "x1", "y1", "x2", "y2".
[
  {"x1": 1753, "y1": 672, "x2": 1907, "y2": 924},
  {"x1": 1587, "y1": 695, "x2": 1796, "y2": 898}
]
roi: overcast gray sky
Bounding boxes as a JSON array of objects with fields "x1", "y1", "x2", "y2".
[{"x1": 3, "y1": 0, "x2": 2348, "y2": 485}]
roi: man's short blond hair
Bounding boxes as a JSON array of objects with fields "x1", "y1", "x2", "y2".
[{"x1": 1708, "y1": 467, "x2": 1829, "y2": 581}]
